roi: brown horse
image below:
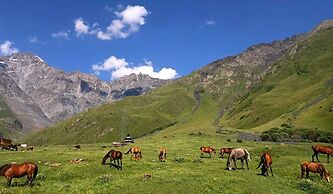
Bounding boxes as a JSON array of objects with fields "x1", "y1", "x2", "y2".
[
  {"x1": 0, "y1": 162, "x2": 38, "y2": 187},
  {"x1": 125, "y1": 146, "x2": 142, "y2": 160},
  {"x1": 226, "y1": 148, "x2": 251, "y2": 170},
  {"x1": 312, "y1": 145, "x2": 333, "y2": 163},
  {"x1": 257, "y1": 152, "x2": 273, "y2": 176},
  {"x1": 301, "y1": 161, "x2": 331, "y2": 182},
  {"x1": 219, "y1": 148, "x2": 233, "y2": 158},
  {"x1": 102, "y1": 150, "x2": 123, "y2": 170},
  {"x1": 159, "y1": 148, "x2": 167, "y2": 162},
  {"x1": 200, "y1": 146, "x2": 216, "y2": 158}
]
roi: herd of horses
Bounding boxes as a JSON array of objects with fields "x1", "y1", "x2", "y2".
[{"x1": 0, "y1": 144, "x2": 332, "y2": 187}]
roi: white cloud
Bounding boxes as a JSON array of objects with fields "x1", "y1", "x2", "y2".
[
  {"x1": 74, "y1": 18, "x2": 90, "y2": 36},
  {"x1": 29, "y1": 37, "x2": 40, "y2": 43},
  {"x1": 96, "y1": 5, "x2": 149, "y2": 40},
  {"x1": 0, "y1": 41, "x2": 19, "y2": 56},
  {"x1": 51, "y1": 31, "x2": 70, "y2": 39},
  {"x1": 205, "y1": 20, "x2": 216, "y2": 25},
  {"x1": 92, "y1": 56, "x2": 177, "y2": 80},
  {"x1": 104, "y1": 5, "x2": 113, "y2": 12}
]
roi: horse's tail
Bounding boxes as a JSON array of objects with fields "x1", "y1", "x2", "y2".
[
  {"x1": 102, "y1": 152, "x2": 110, "y2": 165},
  {"x1": 245, "y1": 149, "x2": 251, "y2": 161},
  {"x1": 256, "y1": 153, "x2": 265, "y2": 169},
  {"x1": 125, "y1": 148, "x2": 132, "y2": 155},
  {"x1": 32, "y1": 164, "x2": 38, "y2": 181}
]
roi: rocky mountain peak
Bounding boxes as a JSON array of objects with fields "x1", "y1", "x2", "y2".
[
  {"x1": 309, "y1": 19, "x2": 333, "y2": 36},
  {"x1": 0, "y1": 53, "x2": 167, "y2": 136}
]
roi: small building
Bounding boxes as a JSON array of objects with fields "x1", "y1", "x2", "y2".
[{"x1": 124, "y1": 134, "x2": 134, "y2": 143}]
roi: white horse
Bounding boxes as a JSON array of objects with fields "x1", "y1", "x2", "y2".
[{"x1": 226, "y1": 148, "x2": 251, "y2": 170}]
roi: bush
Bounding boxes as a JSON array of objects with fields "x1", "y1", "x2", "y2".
[{"x1": 260, "y1": 127, "x2": 333, "y2": 143}]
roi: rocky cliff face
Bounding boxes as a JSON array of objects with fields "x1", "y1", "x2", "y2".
[{"x1": 0, "y1": 54, "x2": 166, "y2": 135}]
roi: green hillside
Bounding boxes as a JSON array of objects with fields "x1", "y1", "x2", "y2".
[
  {"x1": 26, "y1": 22, "x2": 333, "y2": 145},
  {"x1": 0, "y1": 97, "x2": 20, "y2": 138},
  {"x1": 220, "y1": 27, "x2": 333, "y2": 133},
  {"x1": 25, "y1": 84, "x2": 198, "y2": 145}
]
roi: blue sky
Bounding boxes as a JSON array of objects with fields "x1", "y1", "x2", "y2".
[{"x1": 1, "y1": 0, "x2": 333, "y2": 80}]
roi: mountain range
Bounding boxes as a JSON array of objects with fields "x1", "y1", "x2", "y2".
[
  {"x1": 2, "y1": 20, "x2": 333, "y2": 144},
  {"x1": 0, "y1": 54, "x2": 165, "y2": 138}
]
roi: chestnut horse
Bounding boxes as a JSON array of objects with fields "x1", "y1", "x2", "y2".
[
  {"x1": 125, "y1": 146, "x2": 142, "y2": 160},
  {"x1": 102, "y1": 150, "x2": 123, "y2": 170},
  {"x1": 257, "y1": 152, "x2": 273, "y2": 176},
  {"x1": 0, "y1": 162, "x2": 38, "y2": 187},
  {"x1": 301, "y1": 161, "x2": 331, "y2": 182},
  {"x1": 312, "y1": 145, "x2": 333, "y2": 163},
  {"x1": 159, "y1": 148, "x2": 167, "y2": 162},
  {"x1": 226, "y1": 148, "x2": 251, "y2": 170},
  {"x1": 219, "y1": 148, "x2": 233, "y2": 158},
  {"x1": 200, "y1": 146, "x2": 216, "y2": 158}
]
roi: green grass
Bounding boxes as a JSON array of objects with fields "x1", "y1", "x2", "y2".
[
  {"x1": 25, "y1": 84, "x2": 197, "y2": 145},
  {"x1": 1, "y1": 132, "x2": 333, "y2": 193},
  {"x1": 220, "y1": 28, "x2": 333, "y2": 132}
]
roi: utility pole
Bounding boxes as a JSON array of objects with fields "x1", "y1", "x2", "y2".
[{"x1": 120, "y1": 109, "x2": 126, "y2": 142}]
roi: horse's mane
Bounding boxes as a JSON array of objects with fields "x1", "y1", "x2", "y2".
[
  {"x1": 102, "y1": 150, "x2": 113, "y2": 165},
  {"x1": 0, "y1": 164, "x2": 10, "y2": 174}
]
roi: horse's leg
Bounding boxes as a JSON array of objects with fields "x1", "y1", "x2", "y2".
[
  {"x1": 270, "y1": 166, "x2": 273, "y2": 176},
  {"x1": 120, "y1": 159, "x2": 122, "y2": 170},
  {"x1": 233, "y1": 158, "x2": 237, "y2": 169},
  {"x1": 306, "y1": 170, "x2": 309, "y2": 178},
  {"x1": 6, "y1": 177, "x2": 12, "y2": 187},
  {"x1": 312, "y1": 152, "x2": 316, "y2": 162},
  {"x1": 240, "y1": 158, "x2": 244, "y2": 169},
  {"x1": 245, "y1": 159, "x2": 249, "y2": 170},
  {"x1": 327, "y1": 154, "x2": 329, "y2": 163},
  {"x1": 209, "y1": 152, "x2": 211, "y2": 158},
  {"x1": 316, "y1": 153, "x2": 320, "y2": 162}
]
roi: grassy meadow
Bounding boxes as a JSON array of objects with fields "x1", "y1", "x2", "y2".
[{"x1": 1, "y1": 119, "x2": 333, "y2": 194}]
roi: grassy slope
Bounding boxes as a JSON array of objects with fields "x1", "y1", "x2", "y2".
[
  {"x1": 25, "y1": 84, "x2": 197, "y2": 145},
  {"x1": 220, "y1": 28, "x2": 333, "y2": 132},
  {"x1": 0, "y1": 97, "x2": 17, "y2": 137},
  {"x1": 1, "y1": 101, "x2": 332, "y2": 193}
]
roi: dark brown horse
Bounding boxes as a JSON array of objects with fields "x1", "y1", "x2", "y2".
[
  {"x1": 125, "y1": 146, "x2": 142, "y2": 160},
  {"x1": 102, "y1": 150, "x2": 123, "y2": 170},
  {"x1": 226, "y1": 148, "x2": 251, "y2": 170},
  {"x1": 312, "y1": 145, "x2": 333, "y2": 163},
  {"x1": 219, "y1": 148, "x2": 233, "y2": 158},
  {"x1": 257, "y1": 152, "x2": 273, "y2": 176},
  {"x1": 301, "y1": 161, "x2": 331, "y2": 182},
  {"x1": 0, "y1": 162, "x2": 38, "y2": 187},
  {"x1": 159, "y1": 148, "x2": 167, "y2": 162},
  {"x1": 200, "y1": 146, "x2": 216, "y2": 158}
]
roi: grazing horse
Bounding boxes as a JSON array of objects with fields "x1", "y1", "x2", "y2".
[
  {"x1": 159, "y1": 148, "x2": 167, "y2": 162},
  {"x1": 301, "y1": 161, "x2": 331, "y2": 182},
  {"x1": 257, "y1": 152, "x2": 273, "y2": 176},
  {"x1": 27, "y1": 146, "x2": 33, "y2": 151},
  {"x1": 226, "y1": 148, "x2": 251, "y2": 170},
  {"x1": 125, "y1": 147, "x2": 142, "y2": 160},
  {"x1": 102, "y1": 150, "x2": 123, "y2": 170},
  {"x1": 219, "y1": 148, "x2": 233, "y2": 158},
  {"x1": 200, "y1": 146, "x2": 216, "y2": 158},
  {"x1": 0, "y1": 162, "x2": 38, "y2": 187},
  {"x1": 312, "y1": 145, "x2": 333, "y2": 163}
]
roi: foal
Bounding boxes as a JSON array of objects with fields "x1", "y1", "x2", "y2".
[{"x1": 200, "y1": 146, "x2": 216, "y2": 158}]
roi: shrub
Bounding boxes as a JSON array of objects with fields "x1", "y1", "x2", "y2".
[{"x1": 260, "y1": 127, "x2": 333, "y2": 143}]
